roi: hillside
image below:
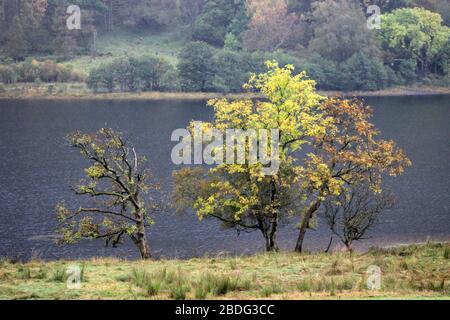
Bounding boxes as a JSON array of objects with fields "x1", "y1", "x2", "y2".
[{"x1": 62, "y1": 30, "x2": 184, "y2": 77}]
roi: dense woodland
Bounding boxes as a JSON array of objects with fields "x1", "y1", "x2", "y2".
[{"x1": 0, "y1": 0, "x2": 449, "y2": 92}]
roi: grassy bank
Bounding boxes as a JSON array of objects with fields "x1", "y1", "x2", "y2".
[
  {"x1": 0, "y1": 243, "x2": 449, "y2": 300},
  {"x1": 1, "y1": 82, "x2": 450, "y2": 101}
]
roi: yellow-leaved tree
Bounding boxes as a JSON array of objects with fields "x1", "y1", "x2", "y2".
[
  {"x1": 173, "y1": 61, "x2": 324, "y2": 251},
  {"x1": 173, "y1": 61, "x2": 411, "y2": 253}
]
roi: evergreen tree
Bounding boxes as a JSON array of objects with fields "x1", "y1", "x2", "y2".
[{"x1": 177, "y1": 41, "x2": 216, "y2": 91}]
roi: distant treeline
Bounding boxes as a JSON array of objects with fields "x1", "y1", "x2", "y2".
[{"x1": 0, "y1": 0, "x2": 449, "y2": 92}]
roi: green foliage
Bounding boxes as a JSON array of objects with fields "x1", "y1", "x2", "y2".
[
  {"x1": 302, "y1": 54, "x2": 344, "y2": 90},
  {"x1": 50, "y1": 267, "x2": 67, "y2": 283},
  {"x1": 56, "y1": 128, "x2": 159, "y2": 259},
  {"x1": 195, "y1": 273, "x2": 244, "y2": 297},
  {"x1": 308, "y1": 0, "x2": 380, "y2": 62},
  {"x1": 0, "y1": 59, "x2": 81, "y2": 84},
  {"x1": 341, "y1": 52, "x2": 388, "y2": 90},
  {"x1": 380, "y1": 8, "x2": 450, "y2": 76},
  {"x1": 213, "y1": 49, "x2": 249, "y2": 92},
  {"x1": 259, "y1": 283, "x2": 282, "y2": 297},
  {"x1": 396, "y1": 59, "x2": 418, "y2": 84},
  {"x1": 174, "y1": 62, "x2": 324, "y2": 251},
  {"x1": 0, "y1": 65, "x2": 18, "y2": 84},
  {"x1": 169, "y1": 284, "x2": 191, "y2": 300},
  {"x1": 193, "y1": 0, "x2": 248, "y2": 46},
  {"x1": 178, "y1": 41, "x2": 216, "y2": 91},
  {"x1": 444, "y1": 247, "x2": 450, "y2": 259},
  {"x1": 87, "y1": 55, "x2": 176, "y2": 93}
]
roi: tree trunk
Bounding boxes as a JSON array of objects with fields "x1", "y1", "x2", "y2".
[
  {"x1": 295, "y1": 199, "x2": 322, "y2": 252},
  {"x1": 325, "y1": 235, "x2": 333, "y2": 253},
  {"x1": 136, "y1": 233, "x2": 151, "y2": 259},
  {"x1": 133, "y1": 212, "x2": 152, "y2": 259},
  {"x1": 345, "y1": 241, "x2": 353, "y2": 253},
  {"x1": 265, "y1": 216, "x2": 279, "y2": 252}
]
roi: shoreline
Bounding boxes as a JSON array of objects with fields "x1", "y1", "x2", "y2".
[
  {"x1": 1, "y1": 83, "x2": 449, "y2": 101},
  {"x1": 2, "y1": 239, "x2": 449, "y2": 263}
]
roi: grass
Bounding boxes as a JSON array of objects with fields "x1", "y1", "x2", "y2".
[
  {"x1": 0, "y1": 243, "x2": 449, "y2": 300},
  {"x1": 61, "y1": 29, "x2": 184, "y2": 77}
]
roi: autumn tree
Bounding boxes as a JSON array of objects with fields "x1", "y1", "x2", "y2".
[
  {"x1": 244, "y1": 0, "x2": 298, "y2": 51},
  {"x1": 294, "y1": 98, "x2": 411, "y2": 252},
  {"x1": 56, "y1": 128, "x2": 162, "y2": 260},
  {"x1": 308, "y1": 0, "x2": 380, "y2": 62},
  {"x1": 173, "y1": 62, "x2": 324, "y2": 251}
]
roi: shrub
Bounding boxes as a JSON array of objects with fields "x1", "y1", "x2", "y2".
[
  {"x1": 259, "y1": 283, "x2": 282, "y2": 297},
  {"x1": 444, "y1": 247, "x2": 450, "y2": 259},
  {"x1": 302, "y1": 54, "x2": 345, "y2": 90},
  {"x1": 50, "y1": 267, "x2": 67, "y2": 282},
  {"x1": 194, "y1": 285, "x2": 208, "y2": 300},
  {"x1": 145, "y1": 279, "x2": 162, "y2": 297},
  {"x1": 0, "y1": 65, "x2": 17, "y2": 84},
  {"x1": 130, "y1": 268, "x2": 151, "y2": 288},
  {"x1": 39, "y1": 60, "x2": 59, "y2": 82},
  {"x1": 169, "y1": 284, "x2": 190, "y2": 300},
  {"x1": 87, "y1": 56, "x2": 176, "y2": 93},
  {"x1": 196, "y1": 273, "x2": 244, "y2": 297},
  {"x1": 213, "y1": 49, "x2": 250, "y2": 92},
  {"x1": 341, "y1": 52, "x2": 388, "y2": 91},
  {"x1": 396, "y1": 59, "x2": 417, "y2": 84},
  {"x1": 17, "y1": 60, "x2": 40, "y2": 82}
]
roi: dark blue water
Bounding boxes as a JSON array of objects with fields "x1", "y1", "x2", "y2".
[{"x1": 0, "y1": 96, "x2": 449, "y2": 260}]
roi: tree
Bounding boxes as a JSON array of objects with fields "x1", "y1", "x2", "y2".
[
  {"x1": 177, "y1": 41, "x2": 216, "y2": 92},
  {"x1": 380, "y1": 8, "x2": 450, "y2": 76},
  {"x1": 56, "y1": 128, "x2": 162, "y2": 260},
  {"x1": 323, "y1": 185, "x2": 395, "y2": 252},
  {"x1": 174, "y1": 0, "x2": 207, "y2": 34},
  {"x1": 213, "y1": 49, "x2": 250, "y2": 92},
  {"x1": 308, "y1": 0, "x2": 381, "y2": 62},
  {"x1": 192, "y1": 0, "x2": 248, "y2": 46},
  {"x1": 341, "y1": 51, "x2": 388, "y2": 90},
  {"x1": 244, "y1": 0, "x2": 298, "y2": 51},
  {"x1": 0, "y1": 65, "x2": 17, "y2": 83},
  {"x1": 87, "y1": 63, "x2": 115, "y2": 92},
  {"x1": 129, "y1": 55, "x2": 174, "y2": 91},
  {"x1": 173, "y1": 62, "x2": 324, "y2": 251},
  {"x1": 294, "y1": 98, "x2": 411, "y2": 252},
  {"x1": 302, "y1": 54, "x2": 345, "y2": 90},
  {"x1": 112, "y1": 57, "x2": 139, "y2": 92},
  {"x1": 3, "y1": 16, "x2": 28, "y2": 60},
  {"x1": 287, "y1": 0, "x2": 314, "y2": 14}
]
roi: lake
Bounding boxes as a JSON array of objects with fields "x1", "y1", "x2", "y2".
[{"x1": 0, "y1": 95, "x2": 449, "y2": 260}]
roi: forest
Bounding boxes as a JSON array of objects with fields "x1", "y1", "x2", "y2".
[{"x1": 0, "y1": 0, "x2": 449, "y2": 92}]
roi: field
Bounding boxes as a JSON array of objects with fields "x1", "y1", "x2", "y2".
[
  {"x1": 0, "y1": 243, "x2": 449, "y2": 300},
  {"x1": 62, "y1": 30, "x2": 184, "y2": 77}
]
